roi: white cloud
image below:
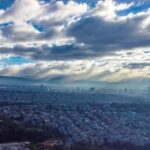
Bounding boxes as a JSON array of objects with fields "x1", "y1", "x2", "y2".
[
  {"x1": 92, "y1": 0, "x2": 134, "y2": 21},
  {"x1": 116, "y1": 2, "x2": 134, "y2": 11},
  {"x1": 0, "y1": 9, "x2": 4, "y2": 16},
  {"x1": 0, "y1": 0, "x2": 41, "y2": 24},
  {"x1": 38, "y1": 0, "x2": 88, "y2": 22},
  {"x1": 0, "y1": 48, "x2": 149, "y2": 82},
  {"x1": 0, "y1": 0, "x2": 88, "y2": 46}
]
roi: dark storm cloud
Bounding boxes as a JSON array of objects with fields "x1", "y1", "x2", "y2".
[
  {"x1": 0, "y1": 44, "x2": 95, "y2": 60},
  {"x1": 125, "y1": 63, "x2": 150, "y2": 69},
  {"x1": 67, "y1": 15, "x2": 150, "y2": 54}
]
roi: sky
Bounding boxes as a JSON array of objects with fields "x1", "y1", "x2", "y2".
[{"x1": 0, "y1": 0, "x2": 150, "y2": 89}]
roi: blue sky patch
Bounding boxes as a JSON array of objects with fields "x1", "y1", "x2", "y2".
[
  {"x1": 0, "y1": 0, "x2": 15, "y2": 10},
  {"x1": 0, "y1": 22, "x2": 13, "y2": 28},
  {"x1": 1, "y1": 56, "x2": 35, "y2": 65},
  {"x1": 27, "y1": 21, "x2": 44, "y2": 32},
  {"x1": 117, "y1": 2, "x2": 150, "y2": 16}
]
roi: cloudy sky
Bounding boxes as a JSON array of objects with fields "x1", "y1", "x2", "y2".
[{"x1": 0, "y1": 0, "x2": 150, "y2": 89}]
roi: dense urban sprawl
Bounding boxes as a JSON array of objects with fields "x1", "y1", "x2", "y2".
[{"x1": 0, "y1": 102, "x2": 150, "y2": 146}]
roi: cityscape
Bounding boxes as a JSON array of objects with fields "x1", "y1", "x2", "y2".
[
  {"x1": 0, "y1": 0, "x2": 150, "y2": 149},
  {"x1": 0, "y1": 86, "x2": 149, "y2": 149}
]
